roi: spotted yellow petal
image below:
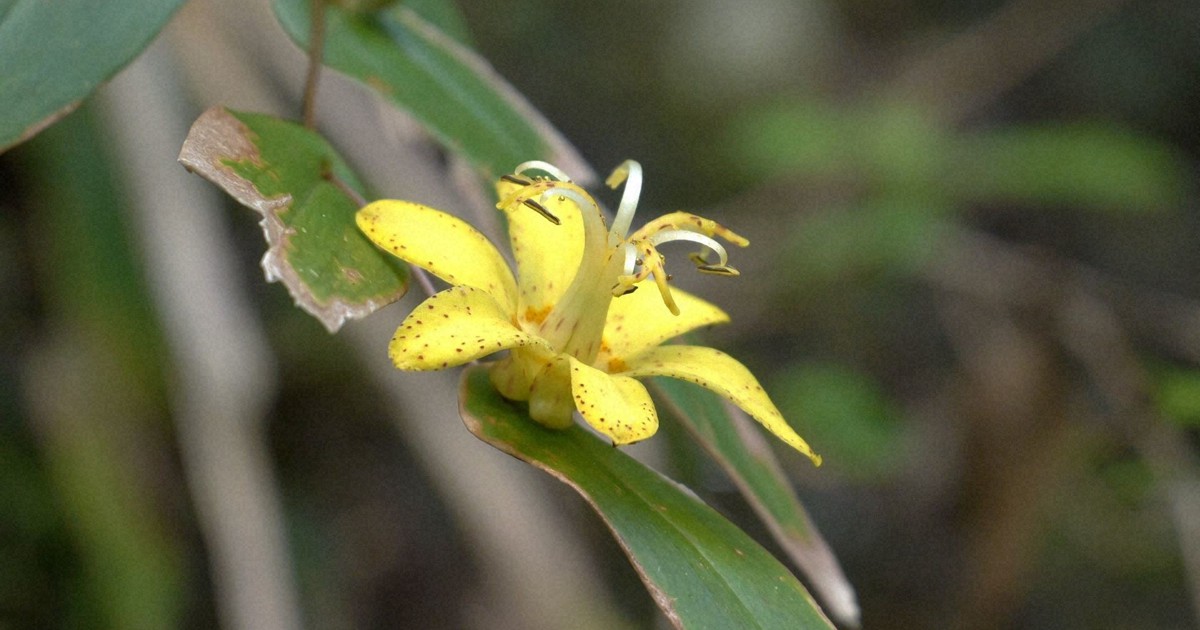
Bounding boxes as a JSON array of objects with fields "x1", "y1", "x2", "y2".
[
  {"x1": 389, "y1": 286, "x2": 550, "y2": 371},
  {"x1": 565, "y1": 355, "x2": 658, "y2": 445},
  {"x1": 621, "y1": 346, "x2": 821, "y2": 465},
  {"x1": 358, "y1": 200, "x2": 518, "y2": 309},
  {"x1": 496, "y1": 179, "x2": 585, "y2": 319},
  {"x1": 597, "y1": 287, "x2": 729, "y2": 370}
]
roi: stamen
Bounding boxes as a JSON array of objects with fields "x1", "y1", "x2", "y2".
[
  {"x1": 497, "y1": 180, "x2": 601, "y2": 231},
  {"x1": 612, "y1": 282, "x2": 638, "y2": 296},
  {"x1": 647, "y1": 263, "x2": 680, "y2": 316},
  {"x1": 611, "y1": 244, "x2": 642, "y2": 297},
  {"x1": 697, "y1": 264, "x2": 740, "y2": 276},
  {"x1": 624, "y1": 240, "x2": 679, "y2": 315},
  {"x1": 538, "y1": 186, "x2": 600, "y2": 218},
  {"x1": 648, "y1": 229, "x2": 731, "y2": 268},
  {"x1": 621, "y1": 242, "x2": 639, "y2": 276},
  {"x1": 631, "y1": 211, "x2": 749, "y2": 248},
  {"x1": 687, "y1": 252, "x2": 740, "y2": 276},
  {"x1": 605, "y1": 160, "x2": 643, "y2": 240},
  {"x1": 522, "y1": 198, "x2": 561, "y2": 225},
  {"x1": 501, "y1": 174, "x2": 533, "y2": 186},
  {"x1": 514, "y1": 160, "x2": 572, "y2": 182}
]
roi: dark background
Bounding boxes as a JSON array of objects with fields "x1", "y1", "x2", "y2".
[{"x1": 2, "y1": 0, "x2": 1199, "y2": 628}]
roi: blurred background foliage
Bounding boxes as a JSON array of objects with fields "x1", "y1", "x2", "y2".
[{"x1": 3, "y1": 0, "x2": 1200, "y2": 627}]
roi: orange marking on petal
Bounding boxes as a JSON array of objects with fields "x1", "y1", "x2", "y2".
[{"x1": 523, "y1": 304, "x2": 553, "y2": 325}]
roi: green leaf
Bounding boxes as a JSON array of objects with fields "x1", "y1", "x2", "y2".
[
  {"x1": 730, "y1": 100, "x2": 1186, "y2": 214},
  {"x1": 728, "y1": 100, "x2": 852, "y2": 179},
  {"x1": 771, "y1": 363, "x2": 903, "y2": 480},
  {"x1": 1152, "y1": 366, "x2": 1200, "y2": 428},
  {"x1": 727, "y1": 99, "x2": 947, "y2": 189},
  {"x1": 397, "y1": 0, "x2": 472, "y2": 45},
  {"x1": 18, "y1": 103, "x2": 182, "y2": 629},
  {"x1": 0, "y1": 0, "x2": 185, "y2": 152},
  {"x1": 785, "y1": 195, "x2": 948, "y2": 284},
  {"x1": 652, "y1": 378, "x2": 859, "y2": 626},
  {"x1": 951, "y1": 122, "x2": 1187, "y2": 212},
  {"x1": 179, "y1": 106, "x2": 408, "y2": 332},
  {"x1": 459, "y1": 367, "x2": 834, "y2": 630},
  {"x1": 273, "y1": 0, "x2": 591, "y2": 181}
]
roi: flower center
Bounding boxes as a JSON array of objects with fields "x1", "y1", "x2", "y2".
[{"x1": 499, "y1": 160, "x2": 748, "y2": 363}]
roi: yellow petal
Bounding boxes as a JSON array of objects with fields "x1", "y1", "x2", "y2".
[
  {"x1": 389, "y1": 286, "x2": 550, "y2": 371},
  {"x1": 597, "y1": 287, "x2": 729, "y2": 370},
  {"x1": 358, "y1": 200, "x2": 518, "y2": 310},
  {"x1": 496, "y1": 180, "x2": 585, "y2": 320},
  {"x1": 621, "y1": 346, "x2": 821, "y2": 465},
  {"x1": 566, "y1": 356, "x2": 658, "y2": 445}
]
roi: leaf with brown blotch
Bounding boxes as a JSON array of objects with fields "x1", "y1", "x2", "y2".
[{"x1": 179, "y1": 106, "x2": 407, "y2": 332}]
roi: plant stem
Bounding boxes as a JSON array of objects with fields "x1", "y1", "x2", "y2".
[{"x1": 302, "y1": 0, "x2": 326, "y2": 128}]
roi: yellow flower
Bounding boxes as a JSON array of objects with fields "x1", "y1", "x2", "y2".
[{"x1": 356, "y1": 160, "x2": 820, "y2": 465}]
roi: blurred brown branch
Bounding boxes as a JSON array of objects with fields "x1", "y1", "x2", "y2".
[
  {"x1": 102, "y1": 45, "x2": 302, "y2": 630},
  {"x1": 884, "y1": 0, "x2": 1131, "y2": 123},
  {"x1": 925, "y1": 224, "x2": 1200, "y2": 626}
]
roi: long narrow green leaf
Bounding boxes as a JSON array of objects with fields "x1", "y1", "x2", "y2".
[
  {"x1": 19, "y1": 105, "x2": 181, "y2": 629},
  {"x1": 272, "y1": 0, "x2": 591, "y2": 181},
  {"x1": 179, "y1": 107, "x2": 408, "y2": 332},
  {"x1": 459, "y1": 367, "x2": 834, "y2": 630},
  {"x1": 653, "y1": 378, "x2": 859, "y2": 626},
  {"x1": 950, "y1": 122, "x2": 1187, "y2": 212},
  {"x1": 0, "y1": 0, "x2": 184, "y2": 152}
]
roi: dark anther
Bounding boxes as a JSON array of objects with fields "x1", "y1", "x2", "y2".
[
  {"x1": 613, "y1": 283, "x2": 639, "y2": 296},
  {"x1": 522, "y1": 198, "x2": 562, "y2": 225},
  {"x1": 697, "y1": 264, "x2": 739, "y2": 276},
  {"x1": 501, "y1": 174, "x2": 533, "y2": 186}
]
